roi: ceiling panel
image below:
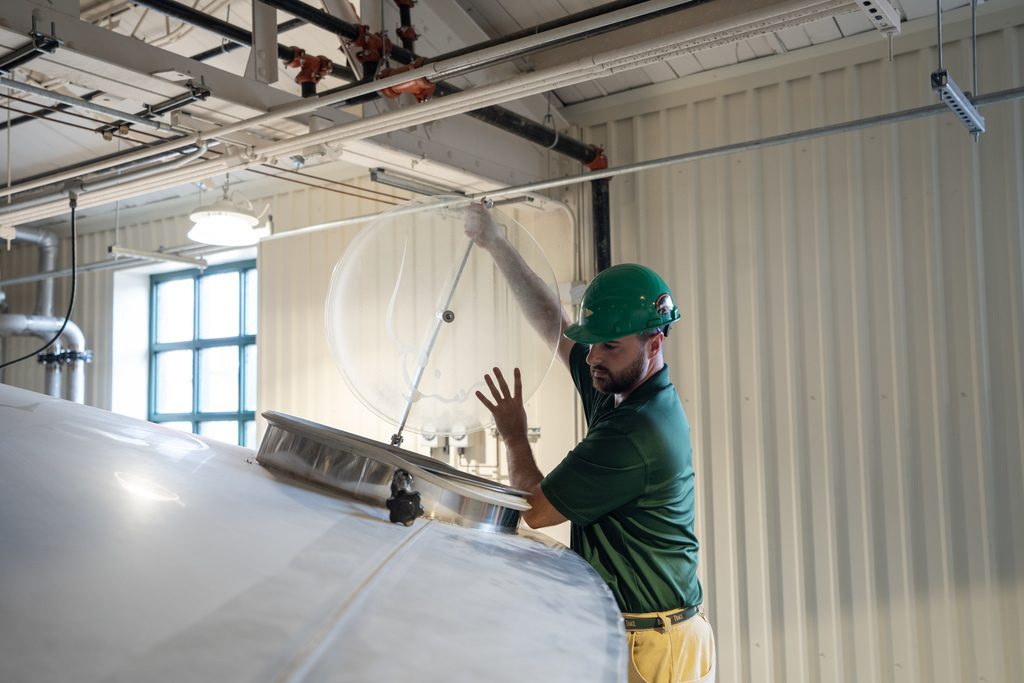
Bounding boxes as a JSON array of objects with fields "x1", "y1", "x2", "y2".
[
  {"x1": 834, "y1": 8, "x2": 876, "y2": 35},
  {"x1": 801, "y1": 16, "x2": 845, "y2": 44},
  {"x1": 775, "y1": 23, "x2": 815, "y2": 51},
  {"x1": 664, "y1": 53, "x2": 705, "y2": 79},
  {"x1": 694, "y1": 43, "x2": 742, "y2": 70}
]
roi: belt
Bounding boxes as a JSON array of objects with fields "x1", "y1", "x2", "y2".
[{"x1": 623, "y1": 605, "x2": 699, "y2": 631}]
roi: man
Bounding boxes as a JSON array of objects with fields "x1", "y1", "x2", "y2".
[{"x1": 466, "y1": 204, "x2": 715, "y2": 683}]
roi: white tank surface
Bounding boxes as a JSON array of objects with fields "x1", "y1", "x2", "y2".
[{"x1": 0, "y1": 384, "x2": 626, "y2": 682}]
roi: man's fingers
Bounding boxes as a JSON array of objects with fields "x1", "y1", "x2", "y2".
[
  {"x1": 513, "y1": 367, "x2": 522, "y2": 401},
  {"x1": 475, "y1": 391, "x2": 496, "y2": 411},
  {"x1": 484, "y1": 373, "x2": 501, "y2": 401},
  {"x1": 494, "y1": 367, "x2": 511, "y2": 398}
]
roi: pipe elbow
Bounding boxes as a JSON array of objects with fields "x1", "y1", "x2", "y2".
[{"x1": 59, "y1": 320, "x2": 85, "y2": 350}]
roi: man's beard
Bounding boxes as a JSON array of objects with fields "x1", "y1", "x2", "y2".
[{"x1": 590, "y1": 349, "x2": 646, "y2": 395}]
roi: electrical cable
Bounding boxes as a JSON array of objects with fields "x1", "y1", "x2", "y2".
[{"x1": 0, "y1": 195, "x2": 78, "y2": 370}]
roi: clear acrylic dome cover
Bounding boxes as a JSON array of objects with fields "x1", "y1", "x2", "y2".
[{"x1": 326, "y1": 196, "x2": 560, "y2": 437}]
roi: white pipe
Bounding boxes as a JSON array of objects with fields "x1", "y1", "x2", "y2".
[
  {"x1": 58, "y1": 321, "x2": 87, "y2": 404},
  {"x1": 0, "y1": 315, "x2": 87, "y2": 402},
  {"x1": 0, "y1": 0, "x2": 846, "y2": 214},
  {"x1": 9, "y1": 227, "x2": 59, "y2": 317},
  {"x1": 206, "y1": 0, "x2": 701, "y2": 141},
  {"x1": 0, "y1": 76, "x2": 189, "y2": 133},
  {"x1": 0, "y1": 135, "x2": 202, "y2": 200},
  {"x1": 0, "y1": 0, "x2": 692, "y2": 202},
  {"x1": 45, "y1": 362, "x2": 62, "y2": 398},
  {"x1": 10, "y1": 143, "x2": 211, "y2": 211}
]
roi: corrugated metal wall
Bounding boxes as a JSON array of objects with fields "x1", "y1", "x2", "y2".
[{"x1": 569, "y1": 5, "x2": 1023, "y2": 683}]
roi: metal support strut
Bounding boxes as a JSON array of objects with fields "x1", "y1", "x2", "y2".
[{"x1": 389, "y1": 209, "x2": 481, "y2": 447}]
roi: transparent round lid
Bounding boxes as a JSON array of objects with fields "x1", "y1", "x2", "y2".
[{"x1": 325, "y1": 196, "x2": 560, "y2": 438}]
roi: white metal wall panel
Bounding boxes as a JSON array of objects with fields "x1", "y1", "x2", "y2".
[{"x1": 571, "y1": 5, "x2": 1023, "y2": 683}]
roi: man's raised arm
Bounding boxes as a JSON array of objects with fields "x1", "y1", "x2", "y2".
[{"x1": 464, "y1": 203, "x2": 576, "y2": 367}]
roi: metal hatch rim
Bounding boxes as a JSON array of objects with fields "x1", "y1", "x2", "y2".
[{"x1": 259, "y1": 410, "x2": 531, "y2": 509}]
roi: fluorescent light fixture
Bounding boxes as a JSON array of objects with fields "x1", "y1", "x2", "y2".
[
  {"x1": 370, "y1": 168, "x2": 465, "y2": 197},
  {"x1": 187, "y1": 197, "x2": 270, "y2": 246}
]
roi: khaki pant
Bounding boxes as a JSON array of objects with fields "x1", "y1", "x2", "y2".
[{"x1": 625, "y1": 607, "x2": 716, "y2": 683}]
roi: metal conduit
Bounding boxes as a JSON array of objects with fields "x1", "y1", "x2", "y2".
[
  {"x1": 0, "y1": 0, "x2": 876, "y2": 222},
  {"x1": 0, "y1": 76, "x2": 190, "y2": 134},
  {"x1": 138, "y1": 0, "x2": 698, "y2": 165},
  {"x1": 5, "y1": 143, "x2": 211, "y2": 212},
  {"x1": 258, "y1": 0, "x2": 700, "y2": 164},
  {"x1": 0, "y1": 0, "x2": 699, "y2": 205},
  {"x1": 4, "y1": 85, "x2": 1021, "y2": 289}
]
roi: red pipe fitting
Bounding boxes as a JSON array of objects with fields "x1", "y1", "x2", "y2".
[
  {"x1": 378, "y1": 63, "x2": 436, "y2": 102},
  {"x1": 396, "y1": 25, "x2": 419, "y2": 45},
  {"x1": 285, "y1": 47, "x2": 333, "y2": 85},
  {"x1": 585, "y1": 146, "x2": 609, "y2": 171},
  {"x1": 351, "y1": 25, "x2": 392, "y2": 63}
]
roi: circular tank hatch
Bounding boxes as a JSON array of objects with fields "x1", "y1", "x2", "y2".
[{"x1": 325, "y1": 195, "x2": 560, "y2": 438}]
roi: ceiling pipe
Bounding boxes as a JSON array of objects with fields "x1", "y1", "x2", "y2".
[
  {"x1": 0, "y1": 0, "x2": 689, "y2": 202},
  {"x1": 189, "y1": 17, "x2": 306, "y2": 62},
  {"x1": 0, "y1": 18, "x2": 306, "y2": 133},
  {"x1": 258, "y1": 0, "x2": 704, "y2": 164},
  {"x1": 6, "y1": 228, "x2": 59, "y2": 317},
  {"x1": 141, "y1": 0, "x2": 702, "y2": 166},
  {"x1": 6, "y1": 80, "x2": 1024, "y2": 286},
  {"x1": 128, "y1": 0, "x2": 357, "y2": 82},
  {"x1": 5, "y1": 83, "x2": 1024, "y2": 286},
  {"x1": 6, "y1": 143, "x2": 210, "y2": 212},
  {"x1": 1, "y1": 0, "x2": 633, "y2": 198},
  {"x1": 0, "y1": 0, "x2": 855, "y2": 223},
  {"x1": 0, "y1": 76, "x2": 191, "y2": 134}
]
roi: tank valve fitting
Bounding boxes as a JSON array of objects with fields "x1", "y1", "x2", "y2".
[{"x1": 386, "y1": 469, "x2": 424, "y2": 526}]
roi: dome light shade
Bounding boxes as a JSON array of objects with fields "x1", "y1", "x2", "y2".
[{"x1": 187, "y1": 198, "x2": 268, "y2": 246}]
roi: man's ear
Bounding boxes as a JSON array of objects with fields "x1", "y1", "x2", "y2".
[{"x1": 645, "y1": 330, "x2": 665, "y2": 357}]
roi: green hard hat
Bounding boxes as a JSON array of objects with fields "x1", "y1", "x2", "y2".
[{"x1": 564, "y1": 264, "x2": 680, "y2": 343}]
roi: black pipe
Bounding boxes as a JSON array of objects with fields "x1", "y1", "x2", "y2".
[
  {"x1": 261, "y1": 0, "x2": 603, "y2": 165},
  {"x1": 131, "y1": 0, "x2": 356, "y2": 82},
  {"x1": 433, "y1": 82, "x2": 597, "y2": 165},
  {"x1": 259, "y1": 0, "x2": 709, "y2": 166},
  {"x1": 397, "y1": 2, "x2": 415, "y2": 52},
  {"x1": 0, "y1": 17, "x2": 309, "y2": 133},
  {"x1": 591, "y1": 178, "x2": 611, "y2": 273},
  {"x1": 189, "y1": 17, "x2": 305, "y2": 62}
]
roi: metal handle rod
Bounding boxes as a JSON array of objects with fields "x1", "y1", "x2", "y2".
[
  {"x1": 935, "y1": 0, "x2": 943, "y2": 71},
  {"x1": 391, "y1": 237, "x2": 475, "y2": 446}
]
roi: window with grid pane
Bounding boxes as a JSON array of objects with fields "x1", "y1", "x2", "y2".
[{"x1": 149, "y1": 260, "x2": 257, "y2": 447}]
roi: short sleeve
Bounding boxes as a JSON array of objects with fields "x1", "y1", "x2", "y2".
[
  {"x1": 568, "y1": 342, "x2": 600, "y2": 418},
  {"x1": 540, "y1": 423, "x2": 647, "y2": 526}
]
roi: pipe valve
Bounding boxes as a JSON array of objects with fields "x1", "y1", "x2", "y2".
[{"x1": 386, "y1": 469, "x2": 424, "y2": 527}]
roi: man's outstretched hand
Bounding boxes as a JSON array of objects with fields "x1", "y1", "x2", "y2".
[
  {"x1": 464, "y1": 202, "x2": 503, "y2": 250},
  {"x1": 476, "y1": 367, "x2": 528, "y2": 446}
]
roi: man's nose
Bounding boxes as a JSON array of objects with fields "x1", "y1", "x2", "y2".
[{"x1": 586, "y1": 346, "x2": 601, "y2": 365}]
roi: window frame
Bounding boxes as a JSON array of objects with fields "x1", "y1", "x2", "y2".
[{"x1": 148, "y1": 259, "x2": 257, "y2": 446}]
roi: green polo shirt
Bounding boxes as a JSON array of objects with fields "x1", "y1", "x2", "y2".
[{"x1": 540, "y1": 342, "x2": 702, "y2": 614}]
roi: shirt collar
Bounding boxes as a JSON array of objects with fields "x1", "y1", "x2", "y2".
[{"x1": 621, "y1": 363, "x2": 671, "y2": 405}]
